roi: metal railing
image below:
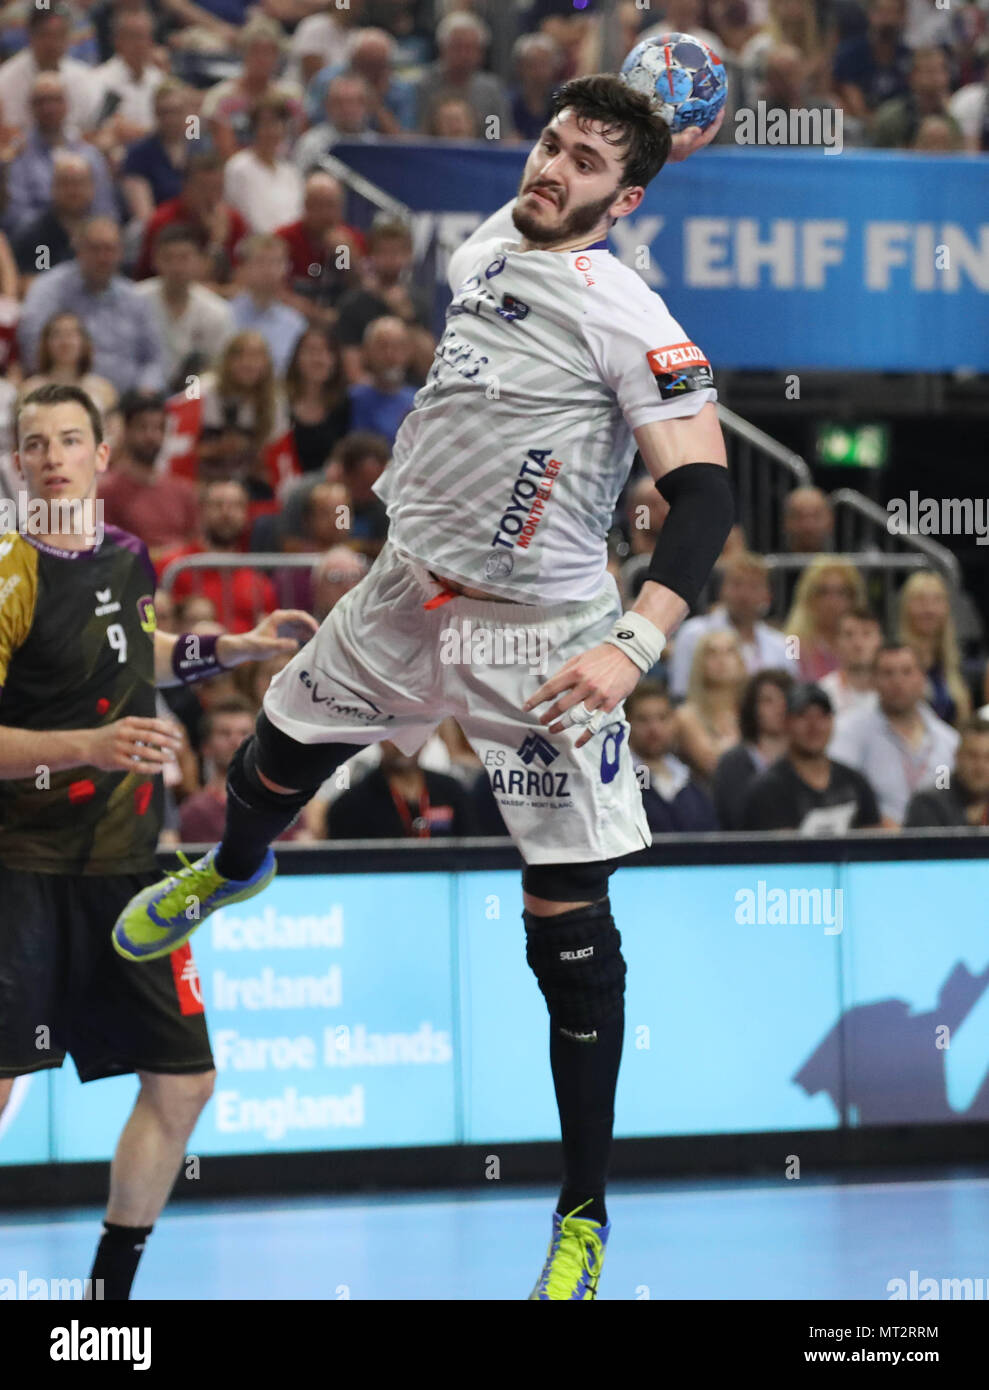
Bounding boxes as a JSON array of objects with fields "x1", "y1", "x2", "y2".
[
  {"x1": 830, "y1": 488, "x2": 961, "y2": 588},
  {"x1": 761, "y1": 552, "x2": 942, "y2": 633},
  {"x1": 717, "y1": 403, "x2": 812, "y2": 555},
  {"x1": 159, "y1": 552, "x2": 327, "y2": 631}
]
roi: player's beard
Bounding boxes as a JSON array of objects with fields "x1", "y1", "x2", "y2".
[{"x1": 512, "y1": 184, "x2": 620, "y2": 247}]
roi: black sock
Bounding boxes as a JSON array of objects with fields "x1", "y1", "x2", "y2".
[
  {"x1": 214, "y1": 738, "x2": 310, "y2": 881},
  {"x1": 87, "y1": 1222, "x2": 153, "y2": 1300},
  {"x1": 551, "y1": 1009, "x2": 623, "y2": 1229}
]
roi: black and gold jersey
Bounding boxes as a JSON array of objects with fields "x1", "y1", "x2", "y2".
[{"x1": 0, "y1": 527, "x2": 162, "y2": 875}]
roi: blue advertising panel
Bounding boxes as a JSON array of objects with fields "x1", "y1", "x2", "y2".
[
  {"x1": 0, "y1": 1071, "x2": 51, "y2": 1166},
  {"x1": 48, "y1": 873, "x2": 458, "y2": 1160},
  {"x1": 459, "y1": 866, "x2": 842, "y2": 1143},
  {"x1": 4, "y1": 856, "x2": 987, "y2": 1165},
  {"x1": 335, "y1": 142, "x2": 989, "y2": 371},
  {"x1": 814, "y1": 861, "x2": 989, "y2": 1127}
]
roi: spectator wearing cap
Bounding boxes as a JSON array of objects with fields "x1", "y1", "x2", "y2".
[
  {"x1": 222, "y1": 94, "x2": 305, "y2": 236},
  {"x1": 120, "y1": 80, "x2": 201, "y2": 222},
  {"x1": 627, "y1": 681, "x2": 719, "y2": 832},
  {"x1": 135, "y1": 222, "x2": 236, "y2": 390},
  {"x1": 829, "y1": 642, "x2": 960, "y2": 827},
  {"x1": 904, "y1": 718, "x2": 989, "y2": 829},
  {"x1": 229, "y1": 234, "x2": 307, "y2": 376},
  {"x1": 740, "y1": 683, "x2": 881, "y2": 833},
  {"x1": 712, "y1": 668, "x2": 794, "y2": 830},
  {"x1": 12, "y1": 151, "x2": 96, "y2": 286},
  {"x1": 508, "y1": 32, "x2": 563, "y2": 141},
  {"x1": 416, "y1": 13, "x2": 513, "y2": 141},
  {"x1": 0, "y1": 4, "x2": 98, "y2": 135},
  {"x1": 3, "y1": 74, "x2": 117, "y2": 239},
  {"x1": 200, "y1": 15, "x2": 305, "y2": 162},
  {"x1": 292, "y1": 72, "x2": 377, "y2": 173},
  {"x1": 668, "y1": 552, "x2": 795, "y2": 699},
  {"x1": 347, "y1": 317, "x2": 416, "y2": 449},
  {"x1": 97, "y1": 390, "x2": 200, "y2": 559},
  {"x1": 305, "y1": 26, "x2": 416, "y2": 133},
  {"x1": 275, "y1": 173, "x2": 365, "y2": 327},
  {"x1": 335, "y1": 217, "x2": 433, "y2": 386},
  {"x1": 817, "y1": 607, "x2": 882, "y2": 717},
  {"x1": 135, "y1": 152, "x2": 248, "y2": 286},
  {"x1": 19, "y1": 216, "x2": 166, "y2": 395}
]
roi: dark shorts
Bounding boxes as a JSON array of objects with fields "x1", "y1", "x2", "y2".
[{"x1": 0, "y1": 865, "x2": 214, "y2": 1084}]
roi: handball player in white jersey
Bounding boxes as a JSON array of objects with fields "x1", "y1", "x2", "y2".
[{"x1": 114, "y1": 76, "x2": 733, "y2": 1300}]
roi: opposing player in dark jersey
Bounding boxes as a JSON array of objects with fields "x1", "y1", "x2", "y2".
[{"x1": 0, "y1": 383, "x2": 317, "y2": 1299}]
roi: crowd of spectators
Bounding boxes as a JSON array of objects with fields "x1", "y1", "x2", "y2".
[{"x1": 0, "y1": 0, "x2": 984, "y2": 845}]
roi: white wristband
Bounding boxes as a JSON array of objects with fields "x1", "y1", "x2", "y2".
[{"x1": 603, "y1": 612, "x2": 667, "y2": 674}]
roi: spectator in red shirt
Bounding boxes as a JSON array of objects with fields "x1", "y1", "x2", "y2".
[
  {"x1": 178, "y1": 696, "x2": 311, "y2": 843},
  {"x1": 158, "y1": 477, "x2": 277, "y2": 633},
  {"x1": 97, "y1": 390, "x2": 200, "y2": 561},
  {"x1": 274, "y1": 171, "x2": 365, "y2": 328},
  {"x1": 135, "y1": 151, "x2": 248, "y2": 287}
]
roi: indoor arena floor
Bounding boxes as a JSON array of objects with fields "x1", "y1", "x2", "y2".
[{"x1": 5, "y1": 1172, "x2": 988, "y2": 1300}]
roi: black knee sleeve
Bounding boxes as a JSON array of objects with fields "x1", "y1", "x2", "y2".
[
  {"x1": 254, "y1": 710, "x2": 358, "y2": 791},
  {"x1": 523, "y1": 858, "x2": 614, "y2": 904},
  {"x1": 227, "y1": 736, "x2": 314, "y2": 817},
  {"x1": 524, "y1": 899, "x2": 626, "y2": 1038}
]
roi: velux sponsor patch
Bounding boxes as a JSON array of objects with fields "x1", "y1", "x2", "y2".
[{"x1": 646, "y1": 342, "x2": 714, "y2": 400}]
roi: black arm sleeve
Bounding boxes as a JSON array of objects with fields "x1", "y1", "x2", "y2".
[{"x1": 648, "y1": 462, "x2": 735, "y2": 610}]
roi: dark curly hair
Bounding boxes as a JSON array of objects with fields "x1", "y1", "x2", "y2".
[{"x1": 549, "y1": 73, "x2": 672, "y2": 188}]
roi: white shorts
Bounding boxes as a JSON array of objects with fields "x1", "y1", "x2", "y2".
[{"x1": 263, "y1": 541, "x2": 650, "y2": 865}]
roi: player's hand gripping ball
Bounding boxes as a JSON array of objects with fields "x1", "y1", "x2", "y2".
[{"x1": 620, "y1": 33, "x2": 727, "y2": 133}]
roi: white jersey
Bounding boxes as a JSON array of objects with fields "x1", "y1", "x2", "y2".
[{"x1": 373, "y1": 200, "x2": 717, "y2": 604}]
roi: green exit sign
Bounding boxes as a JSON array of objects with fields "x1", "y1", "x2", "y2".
[{"x1": 816, "y1": 423, "x2": 889, "y2": 469}]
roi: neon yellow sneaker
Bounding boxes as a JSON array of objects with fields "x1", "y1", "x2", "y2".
[
  {"x1": 112, "y1": 846, "x2": 276, "y2": 962},
  {"x1": 528, "y1": 1201, "x2": 611, "y2": 1300}
]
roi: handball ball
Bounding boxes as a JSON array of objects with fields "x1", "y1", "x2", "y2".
[{"x1": 620, "y1": 33, "x2": 727, "y2": 133}]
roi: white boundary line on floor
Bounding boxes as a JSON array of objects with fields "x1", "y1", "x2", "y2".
[{"x1": 7, "y1": 1175, "x2": 989, "y2": 1230}]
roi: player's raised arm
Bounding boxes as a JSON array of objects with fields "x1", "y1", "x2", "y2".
[
  {"x1": 627, "y1": 402, "x2": 731, "y2": 637},
  {"x1": 524, "y1": 405, "x2": 733, "y2": 749}
]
